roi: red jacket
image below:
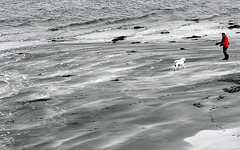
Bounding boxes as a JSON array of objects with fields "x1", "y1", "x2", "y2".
[{"x1": 219, "y1": 35, "x2": 229, "y2": 47}]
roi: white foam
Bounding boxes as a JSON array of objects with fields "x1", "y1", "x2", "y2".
[
  {"x1": 0, "y1": 41, "x2": 47, "y2": 51},
  {"x1": 185, "y1": 127, "x2": 240, "y2": 150}
]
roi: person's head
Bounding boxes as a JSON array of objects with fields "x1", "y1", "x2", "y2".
[{"x1": 222, "y1": 33, "x2": 226, "y2": 37}]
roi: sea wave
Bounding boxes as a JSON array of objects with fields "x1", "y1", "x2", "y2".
[
  {"x1": 1, "y1": 0, "x2": 240, "y2": 49},
  {"x1": 48, "y1": 18, "x2": 111, "y2": 31}
]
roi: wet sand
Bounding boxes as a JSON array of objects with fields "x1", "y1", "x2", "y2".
[{"x1": 0, "y1": 38, "x2": 240, "y2": 150}]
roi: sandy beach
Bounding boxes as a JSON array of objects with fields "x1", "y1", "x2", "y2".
[
  {"x1": 2, "y1": 0, "x2": 240, "y2": 149},
  {"x1": 0, "y1": 36, "x2": 240, "y2": 150}
]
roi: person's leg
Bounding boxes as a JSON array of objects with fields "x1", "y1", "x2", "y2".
[{"x1": 223, "y1": 47, "x2": 229, "y2": 60}]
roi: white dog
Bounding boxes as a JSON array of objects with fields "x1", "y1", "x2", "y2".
[{"x1": 174, "y1": 58, "x2": 186, "y2": 71}]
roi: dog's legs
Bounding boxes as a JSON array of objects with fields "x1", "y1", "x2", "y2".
[
  {"x1": 176, "y1": 64, "x2": 179, "y2": 70},
  {"x1": 182, "y1": 64, "x2": 185, "y2": 69},
  {"x1": 174, "y1": 64, "x2": 179, "y2": 71}
]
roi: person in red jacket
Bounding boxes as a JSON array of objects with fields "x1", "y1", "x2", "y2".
[{"x1": 216, "y1": 33, "x2": 229, "y2": 60}]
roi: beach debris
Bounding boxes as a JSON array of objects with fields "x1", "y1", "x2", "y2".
[
  {"x1": 228, "y1": 24, "x2": 240, "y2": 29},
  {"x1": 5, "y1": 120, "x2": 15, "y2": 125},
  {"x1": 227, "y1": 20, "x2": 240, "y2": 29},
  {"x1": 89, "y1": 127, "x2": 99, "y2": 131},
  {"x1": 67, "y1": 122, "x2": 81, "y2": 126},
  {"x1": 112, "y1": 36, "x2": 127, "y2": 43},
  {"x1": 201, "y1": 96, "x2": 210, "y2": 100},
  {"x1": 48, "y1": 27, "x2": 61, "y2": 31},
  {"x1": 160, "y1": 31, "x2": 170, "y2": 34},
  {"x1": 61, "y1": 74, "x2": 74, "y2": 78},
  {"x1": 48, "y1": 37, "x2": 76, "y2": 42},
  {"x1": 133, "y1": 26, "x2": 144, "y2": 29},
  {"x1": 17, "y1": 98, "x2": 52, "y2": 104},
  {"x1": 185, "y1": 18, "x2": 200, "y2": 22},
  {"x1": 111, "y1": 78, "x2": 120, "y2": 81},
  {"x1": 185, "y1": 35, "x2": 202, "y2": 39},
  {"x1": 131, "y1": 42, "x2": 141, "y2": 44},
  {"x1": 222, "y1": 86, "x2": 240, "y2": 93},
  {"x1": 169, "y1": 41, "x2": 176, "y2": 43},
  {"x1": 27, "y1": 98, "x2": 52, "y2": 103},
  {"x1": 193, "y1": 102, "x2": 204, "y2": 108},
  {"x1": 180, "y1": 48, "x2": 185, "y2": 50},
  {"x1": 49, "y1": 37, "x2": 65, "y2": 42},
  {"x1": 127, "y1": 50, "x2": 137, "y2": 53},
  {"x1": 217, "y1": 95, "x2": 224, "y2": 100},
  {"x1": 13, "y1": 52, "x2": 29, "y2": 55}
]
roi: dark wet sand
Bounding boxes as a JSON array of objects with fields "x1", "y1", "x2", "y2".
[{"x1": 0, "y1": 39, "x2": 240, "y2": 150}]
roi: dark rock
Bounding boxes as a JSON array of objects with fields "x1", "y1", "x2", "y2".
[
  {"x1": 111, "y1": 79, "x2": 120, "y2": 81},
  {"x1": 68, "y1": 122, "x2": 81, "y2": 125},
  {"x1": 217, "y1": 95, "x2": 224, "y2": 100},
  {"x1": 49, "y1": 38, "x2": 65, "y2": 42},
  {"x1": 185, "y1": 19, "x2": 200, "y2": 22},
  {"x1": 169, "y1": 41, "x2": 176, "y2": 43},
  {"x1": 28, "y1": 98, "x2": 52, "y2": 103},
  {"x1": 131, "y1": 42, "x2": 141, "y2": 44},
  {"x1": 160, "y1": 31, "x2": 170, "y2": 34},
  {"x1": 5, "y1": 120, "x2": 15, "y2": 124},
  {"x1": 180, "y1": 48, "x2": 185, "y2": 50},
  {"x1": 112, "y1": 36, "x2": 127, "y2": 42},
  {"x1": 193, "y1": 102, "x2": 204, "y2": 108},
  {"x1": 228, "y1": 25, "x2": 240, "y2": 29},
  {"x1": 49, "y1": 27, "x2": 60, "y2": 31},
  {"x1": 223, "y1": 86, "x2": 240, "y2": 93},
  {"x1": 18, "y1": 98, "x2": 52, "y2": 104},
  {"x1": 62, "y1": 74, "x2": 74, "y2": 77},
  {"x1": 127, "y1": 50, "x2": 137, "y2": 53},
  {"x1": 186, "y1": 35, "x2": 201, "y2": 39},
  {"x1": 134, "y1": 26, "x2": 144, "y2": 29}
]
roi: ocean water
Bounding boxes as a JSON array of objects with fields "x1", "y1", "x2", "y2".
[
  {"x1": 1, "y1": 0, "x2": 240, "y2": 50},
  {"x1": 1, "y1": 0, "x2": 240, "y2": 150}
]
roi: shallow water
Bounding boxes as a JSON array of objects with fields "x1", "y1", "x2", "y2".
[{"x1": 1, "y1": 0, "x2": 240, "y2": 49}]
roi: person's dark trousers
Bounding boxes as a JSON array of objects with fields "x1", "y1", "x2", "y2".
[{"x1": 223, "y1": 47, "x2": 229, "y2": 60}]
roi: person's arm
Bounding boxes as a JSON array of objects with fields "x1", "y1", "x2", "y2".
[
  {"x1": 220, "y1": 40, "x2": 223, "y2": 46},
  {"x1": 216, "y1": 38, "x2": 224, "y2": 46},
  {"x1": 216, "y1": 40, "x2": 222, "y2": 45}
]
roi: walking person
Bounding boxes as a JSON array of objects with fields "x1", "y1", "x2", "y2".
[{"x1": 216, "y1": 33, "x2": 229, "y2": 60}]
